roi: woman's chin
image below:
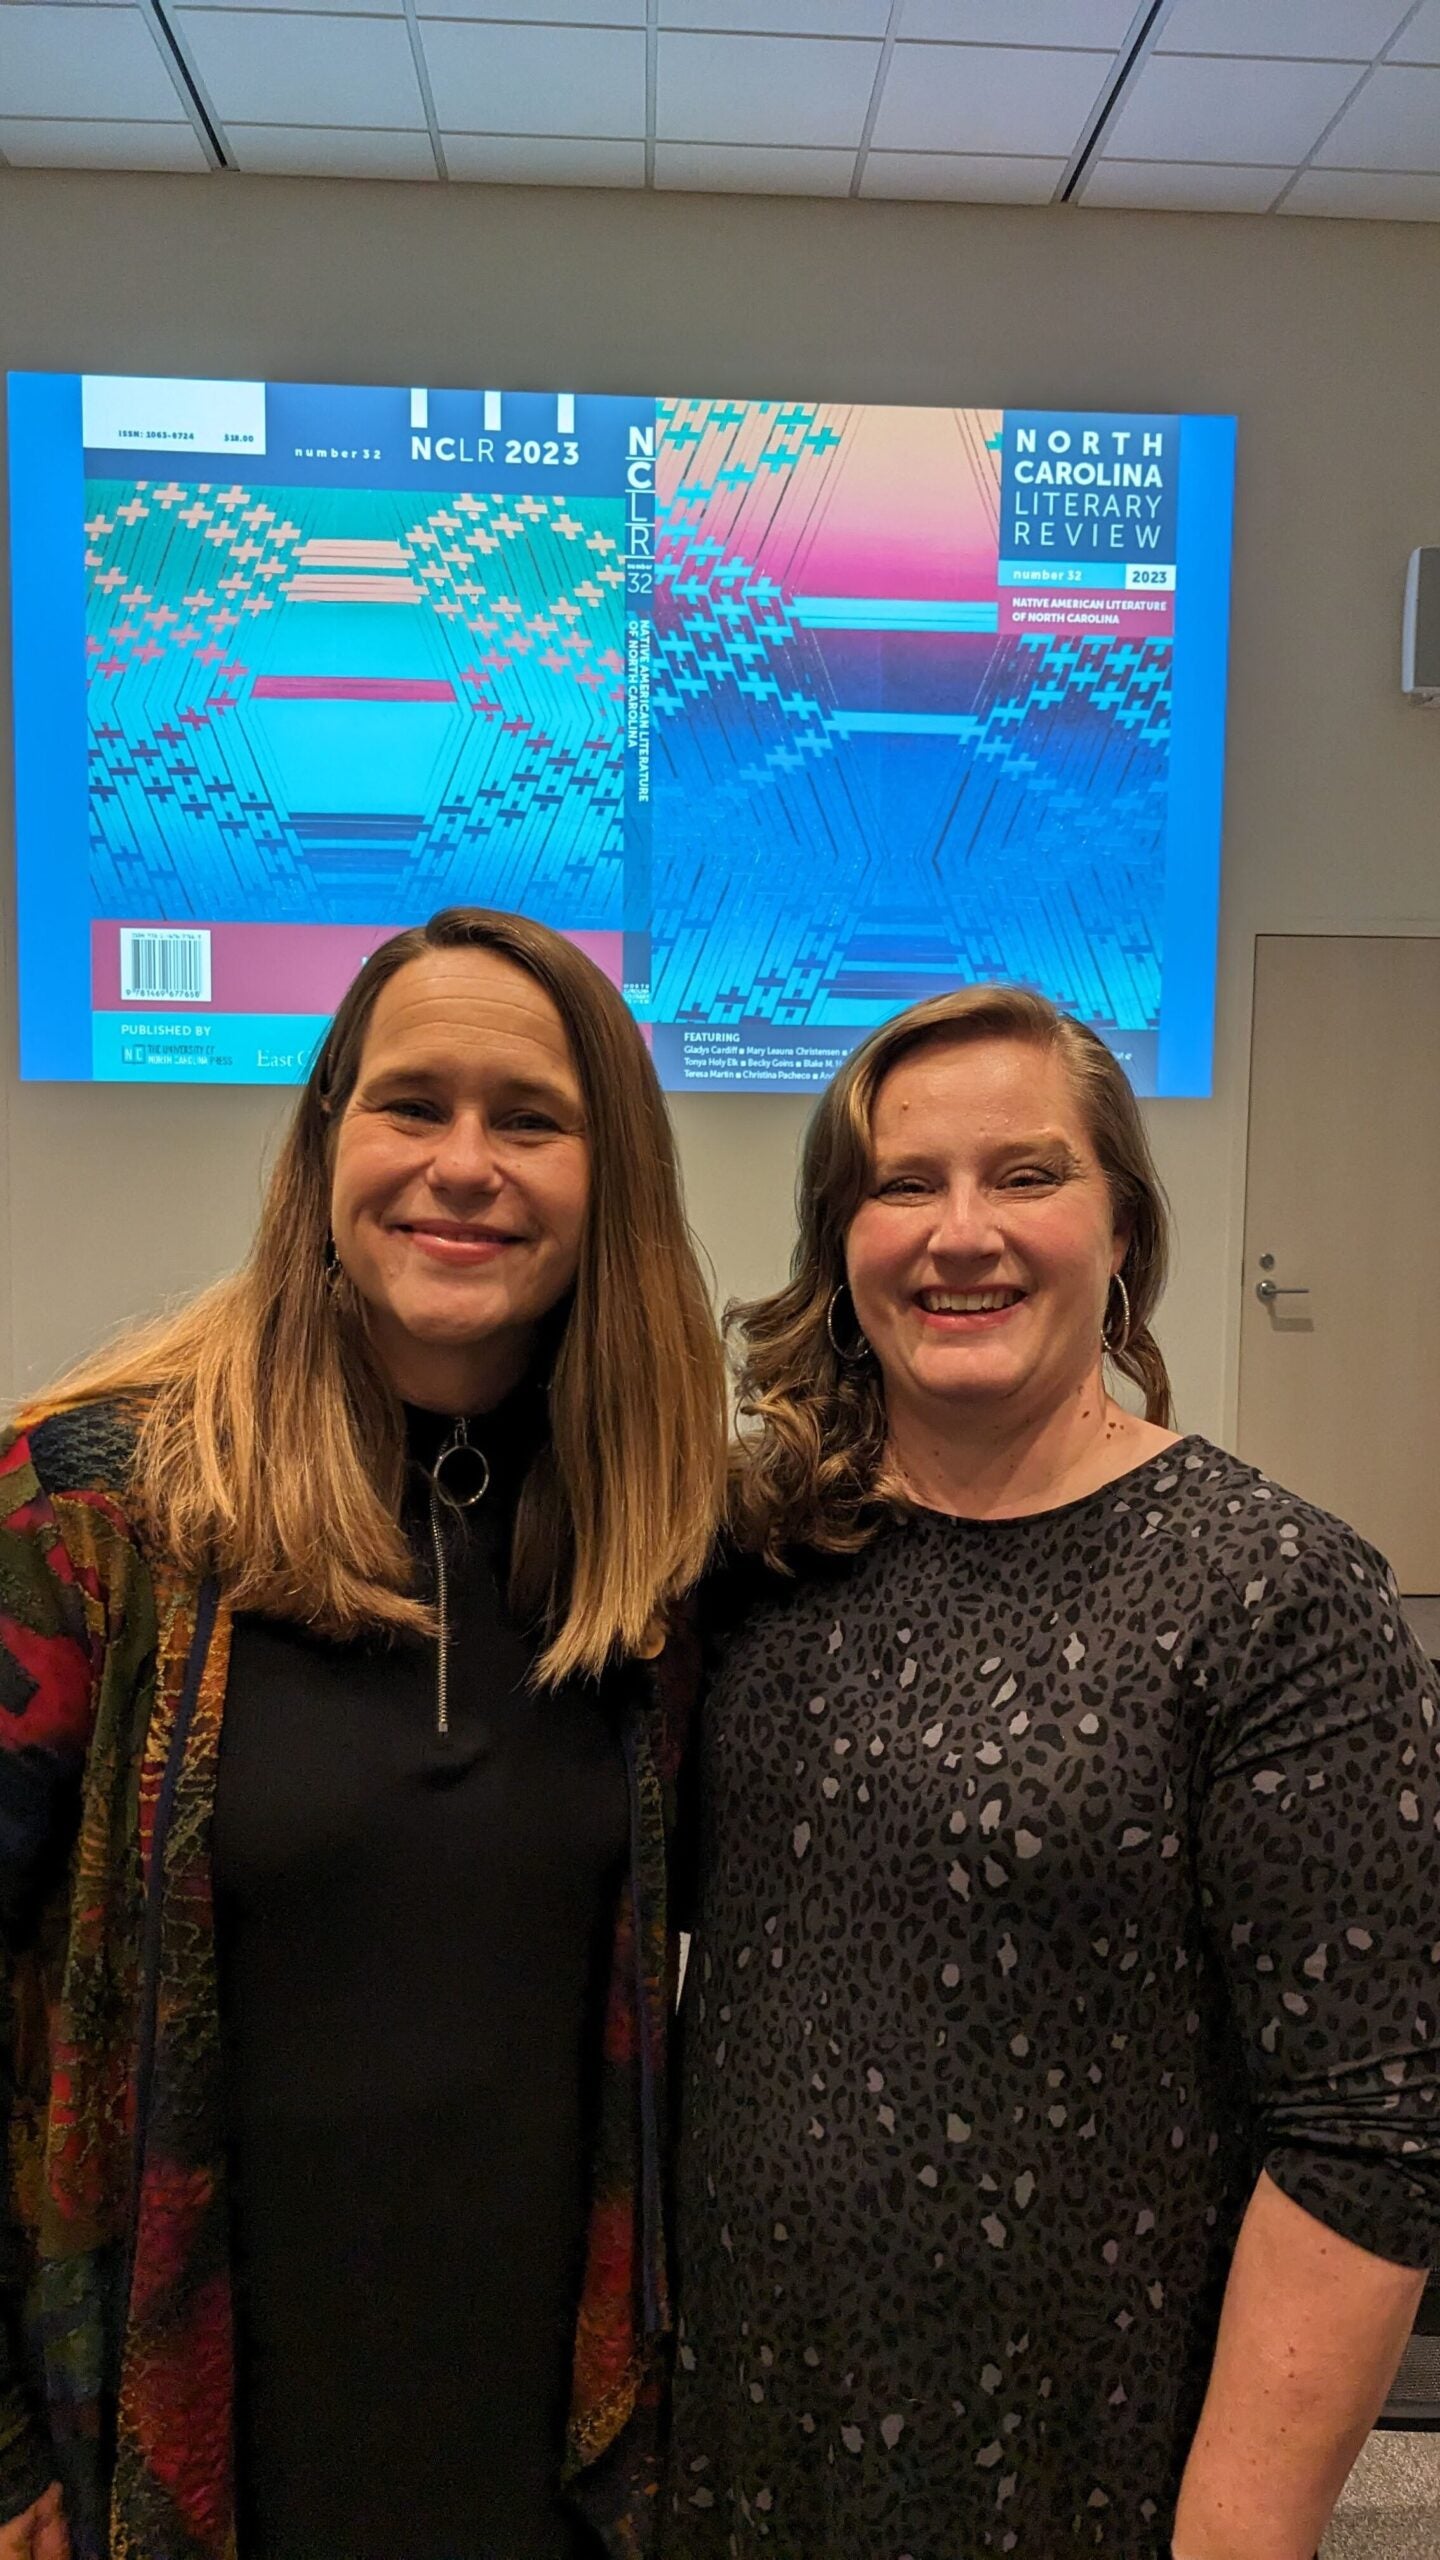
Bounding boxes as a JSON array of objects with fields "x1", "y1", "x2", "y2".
[
  {"x1": 370, "y1": 1290, "x2": 521, "y2": 1356},
  {"x1": 903, "y1": 1351, "x2": 1026, "y2": 1405}
]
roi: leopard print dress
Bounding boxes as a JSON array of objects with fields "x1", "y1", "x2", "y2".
[{"x1": 664, "y1": 1438, "x2": 1440, "y2": 2559}]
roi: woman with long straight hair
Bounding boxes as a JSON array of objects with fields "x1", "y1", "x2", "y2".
[
  {"x1": 0, "y1": 907, "x2": 726, "y2": 2560},
  {"x1": 666, "y1": 983, "x2": 1440, "y2": 2560}
]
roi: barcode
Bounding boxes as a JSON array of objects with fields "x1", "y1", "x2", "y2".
[{"x1": 119, "y1": 928, "x2": 212, "y2": 1004}]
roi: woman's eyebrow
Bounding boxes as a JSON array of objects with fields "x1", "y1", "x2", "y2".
[
  {"x1": 360, "y1": 1062, "x2": 579, "y2": 1108},
  {"x1": 868, "y1": 1135, "x2": 1087, "y2": 1179},
  {"x1": 486, "y1": 1065, "x2": 584, "y2": 1105},
  {"x1": 994, "y1": 1134, "x2": 1085, "y2": 1168},
  {"x1": 361, "y1": 1062, "x2": 444, "y2": 1087}
]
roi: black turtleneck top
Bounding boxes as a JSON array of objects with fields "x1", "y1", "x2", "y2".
[{"x1": 213, "y1": 1394, "x2": 628, "y2": 2560}]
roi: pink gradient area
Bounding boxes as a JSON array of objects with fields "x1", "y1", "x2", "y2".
[
  {"x1": 92, "y1": 921, "x2": 625, "y2": 1014},
  {"x1": 662, "y1": 405, "x2": 1002, "y2": 605},
  {"x1": 999, "y1": 590, "x2": 1175, "y2": 639},
  {"x1": 777, "y1": 408, "x2": 1002, "y2": 603}
]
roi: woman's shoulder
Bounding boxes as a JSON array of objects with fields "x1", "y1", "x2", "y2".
[
  {"x1": 1166, "y1": 1436, "x2": 1388, "y2": 1554},
  {"x1": 1162, "y1": 1437, "x2": 1404, "y2": 1629},
  {"x1": 0, "y1": 1401, "x2": 155, "y2": 1666},
  {"x1": 2, "y1": 1395, "x2": 144, "y2": 1510},
  {"x1": 695, "y1": 1530, "x2": 864, "y2": 1646},
  {"x1": 1161, "y1": 1446, "x2": 1434, "y2": 1764}
]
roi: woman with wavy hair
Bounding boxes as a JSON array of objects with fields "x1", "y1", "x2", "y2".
[
  {"x1": 0, "y1": 908, "x2": 726, "y2": 2560},
  {"x1": 666, "y1": 984, "x2": 1440, "y2": 2560}
]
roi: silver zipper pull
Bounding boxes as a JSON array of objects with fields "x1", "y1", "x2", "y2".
[
  {"x1": 431, "y1": 1415, "x2": 491, "y2": 1510},
  {"x1": 428, "y1": 1419, "x2": 491, "y2": 1740}
]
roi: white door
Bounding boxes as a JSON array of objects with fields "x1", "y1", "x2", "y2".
[{"x1": 1237, "y1": 934, "x2": 1440, "y2": 1591}]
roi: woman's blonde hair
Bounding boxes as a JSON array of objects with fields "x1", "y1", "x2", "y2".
[
  {"x1": 728, "y1": 984, "x2": 1173, "y2": 1567},
  {"x1": 17, "y1": 909, "x2": 727, "y2": 1681}
]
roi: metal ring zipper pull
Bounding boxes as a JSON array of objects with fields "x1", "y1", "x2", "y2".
[{"x1": 430, "y1": 1416, "x2": 491, "y2": 1511}]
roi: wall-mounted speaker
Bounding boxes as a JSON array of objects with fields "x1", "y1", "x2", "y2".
[{"x1": 1402, "y1": 547, "x2": 1440, "y2": 702}]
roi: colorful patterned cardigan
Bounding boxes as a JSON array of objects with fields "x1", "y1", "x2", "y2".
[{"x1": 0, "y1": 1401, "x2": 690, "y2": 2560}]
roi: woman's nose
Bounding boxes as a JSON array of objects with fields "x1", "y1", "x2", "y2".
[
  {"x1": 429, "y1": 1115, "x2": 503, "y2": 1191},
  {"x1": 928, "y1": 1184, "x2": 1004, "y2": 1258}
]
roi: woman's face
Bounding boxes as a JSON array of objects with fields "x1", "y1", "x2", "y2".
[
  {"x1": 844, "y1": 1034, "x2": 1126, "y2": 1436},
  {"x1": 330, "y1": 947, "x2": 590, "y2": 1410}
]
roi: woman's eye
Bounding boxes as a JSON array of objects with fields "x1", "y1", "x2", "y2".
[
  {"x1": 387, "y1": 1098, "x2": 440, "y2": 1122},
  {"x1": 1003, "y1": 1167, "x2": 1060, "y2": 1190},
  {"x1": 503, "y1": 1111, "x2": 560, "y2": 1135},
  {"x1": 875, "y1": 1176, "x2": 927, "y2": 1198}
]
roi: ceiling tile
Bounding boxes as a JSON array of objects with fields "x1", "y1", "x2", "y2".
[
  {"x1": 861, "y1": 148, "x2": 1064, "y2": 200},
  {"x1": 1156, "y1": 1, "x2": 1410, "y2": 58},
  {"x1": 662, "y1": 0, "x2": 889, "y2": 30},
  {"x1": 1313, "y1": 64, "x2": 1440, "y2": 168},
  {"x1": 0, "y1": 6, "x2": 185, "y2": 120},
  {"x1": 872, "y1": 40, "x2": 1111, "y2": 155},
  {"x1": 228, "y1": 123, "x2": 438, "y2": 174},
  {"x1": 419, "y1": 0, "x2": 643, "y2": 18},
  {"x1": 1082, "y1": 157, "x2": 1292, "y2": 210},
  {"x1": 1103, "y1": 53, "x2": 1361, "y2": 160},
  {"x1": 900, "y1": 0, "x2": 1135, "y2": 41},
  {"x1": 1282, "y1": 165, "x2": 1440, "y2": 215},
  {"x1": 656, "y1": 31, "x2": 880, "y2": 146},
  {"x1": 0, "y1": 114, "x2": 208, "y2": 167},
  {"x1": 654, "y1": 140, "x2": 853, "y2": 191},
  {"x1": 175, "y1": 10, "x2": 425, "y2": 126},
  {"x1": 1390, "y1": 2, "x2": 1440, "y2": 63},
  {"x1": 419, "y1": 20, "x2": 646, "y2": 137},
  {"x1": 178, "y1": 0, "x2": 404, "y2": 12},
  {"x1": 441, "y1": 133, "x2": 645, "y2": 180}
]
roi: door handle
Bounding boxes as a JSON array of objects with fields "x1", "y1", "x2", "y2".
[{"x1": 1255, "y1": 1279, "x2": 1310, "y2": 1304}]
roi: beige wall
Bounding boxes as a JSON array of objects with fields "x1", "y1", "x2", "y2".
[{"x1": 1, "y1": 170, "x2": 1437, "y2": 1428}]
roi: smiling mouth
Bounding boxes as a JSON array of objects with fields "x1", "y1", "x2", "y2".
[
  {"x1": 397, "y1": 1224, "x2": 520, "y2": 1261},
  {"x1": 401, "y1": 1224, "x2": 513, "y2": 1241},
  {"x1": 916, "y1": 1288, "x2": 1026, "y2": 1316}
]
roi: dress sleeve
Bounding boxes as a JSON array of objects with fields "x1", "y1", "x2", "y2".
[
  {"x1": 0, "y1": 1428, "x2": 107, "y2": 2520},
  {"x1": 1195, "y1": 1517, "x2": 1440, "y2": 2270}
]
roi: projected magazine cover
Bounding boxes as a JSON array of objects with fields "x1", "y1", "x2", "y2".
[{"x1": 8, "y1": 375, "x2": 1234, "y2": 1093}]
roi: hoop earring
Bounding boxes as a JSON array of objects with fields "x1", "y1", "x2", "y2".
[
  {"x1": 826, "y1": 1284, "x2": 870, "y2": 1365},
  {"x1": 1103, "y1": 1270, "x2": 1132, "y2": 1356}
]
